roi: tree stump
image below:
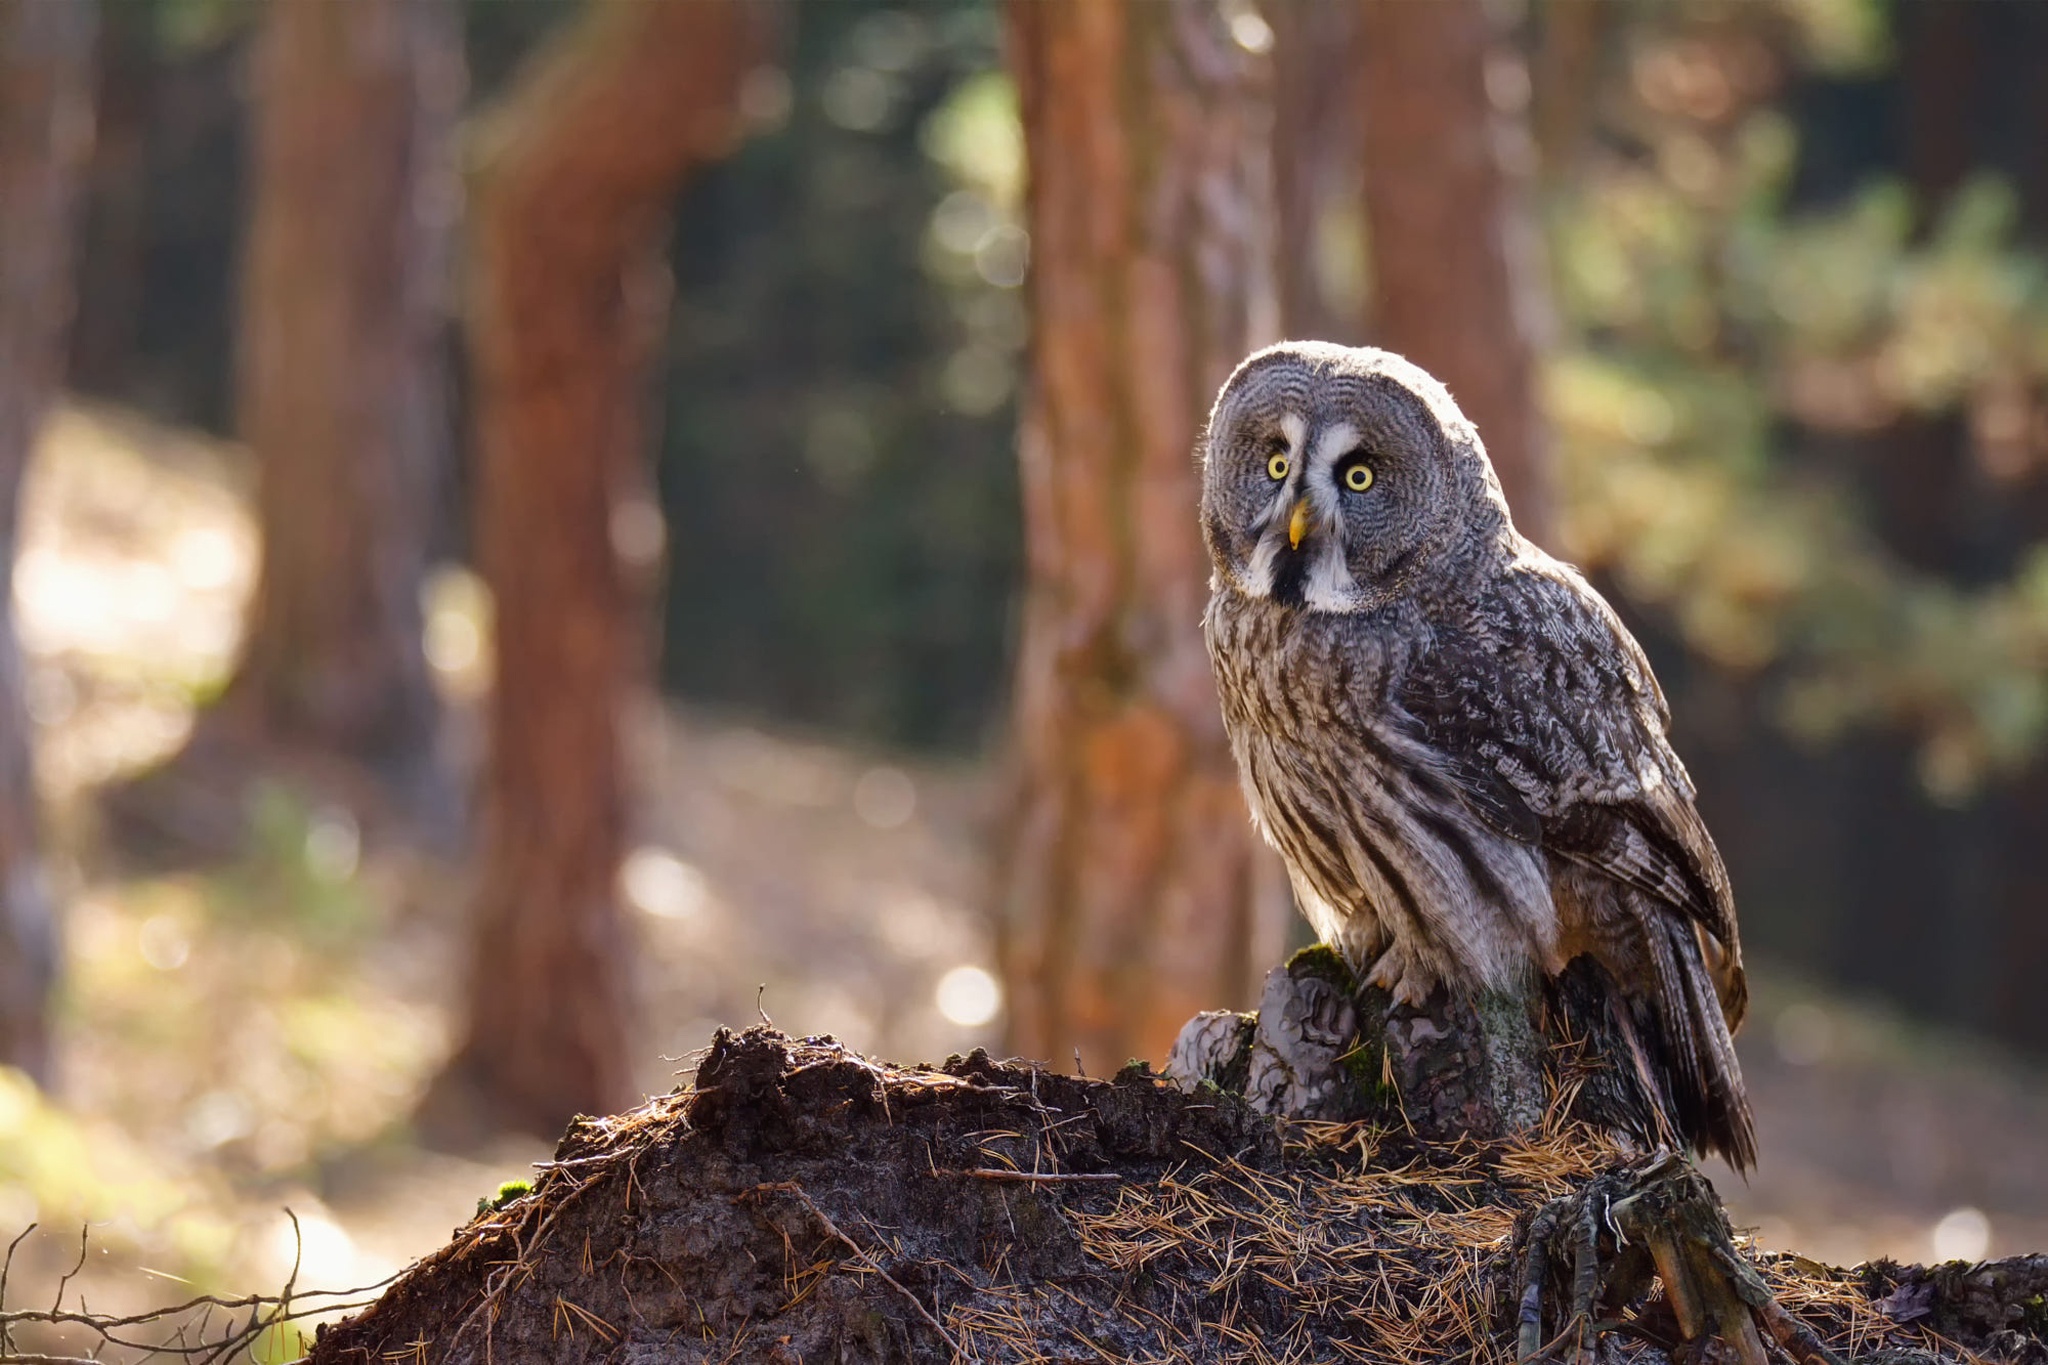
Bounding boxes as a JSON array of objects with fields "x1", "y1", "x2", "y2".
[{"x1": 1167, "y1": 944, "x2": 1548, "y2": 1137}]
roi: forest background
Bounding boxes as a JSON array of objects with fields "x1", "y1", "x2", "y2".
[{"x1": 2, "y1": 0, "x2": 2048, "y2": 1349}]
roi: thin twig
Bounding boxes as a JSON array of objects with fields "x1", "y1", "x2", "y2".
[
  {"x1": 50, "y1": 1228, "x2": 87, "y2": 1316},
  {"x1": 949, "y1": 1169, "x2": 1122, "y2": 1185},
  {"x1": 0, "y1": 1223, "x2": 34, "y2": 1353},
  {"x1": 0, "y1": 1215, "x2": 393, "y2": 1364}
]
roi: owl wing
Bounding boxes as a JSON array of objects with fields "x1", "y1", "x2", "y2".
[
  {"x1": 1392, "y1": 560, "x2": 1754, "y2": 1167},
  {"x1": 1394, "y1": 562, "x2": 1741, "y2": 973}
]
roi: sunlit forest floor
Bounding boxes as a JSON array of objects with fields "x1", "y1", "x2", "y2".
[{"x1": 4, "y1": 404, "x2": 2046, "y2": 1346}]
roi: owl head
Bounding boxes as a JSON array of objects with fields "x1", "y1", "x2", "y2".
[{"x1": 1199, "y1": 342, "x2": 1516, "y2": 613}]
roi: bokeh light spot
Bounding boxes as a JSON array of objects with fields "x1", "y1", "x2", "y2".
[
  {"x1": 1931, "y1": 1206, "x2": 1990, "y2": 1263},
  {"x1": 610, "y1": 497, "x2": 667, "y2": 568},
  {"x1": 169, "y1": 525, "x2": 240, "y2": 591},
  {"x1": 621, "y1": 847, "x2": 708, "y2": 923},
  {"x1": 137, "y1": 915, "x2": 191, "y2": 972},
  {"x1": 305, "y1": 808, "x2": 361, "y2": 884},
  {"x1": 267, "y1": 1206, "x2": 361, "y2": 1288},
  {"x1": 1772, "y1": 1002, "x2": 1834, "y2": 1067},
  {"x1": 852, "y1": 766, "x2": 916, "y2": 829},
  {"x1": 821, "y1": 66, "x2": 897, "y2": 133},
  {"x1": 424, "y1": 609, "x2": 479, "y2": 675},
  {"x1": 935, "y1": 964, "x2": 1001, "y2": 1028},
  {"x1": 422, "y1": 565, "x2": 493, "y2": 699},
  {"x1": 1228, "y1": 10, "x2": 1273, "y2": 54},
  {"x1": 973, "y1": 224, "x2": 1029, "y2": 289}
]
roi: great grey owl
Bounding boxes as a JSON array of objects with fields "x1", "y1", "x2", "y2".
[{"x1": 1199, "y1": 341, "x2": 1754, "y2": 1168}]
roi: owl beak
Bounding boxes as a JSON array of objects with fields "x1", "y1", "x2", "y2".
[{"x1": 1287, "y1": 498, "x2": 1311, "y2": 550}]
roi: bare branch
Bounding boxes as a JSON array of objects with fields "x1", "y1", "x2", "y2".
[{"x1": 0, "y1": 1219, "x2": 397, "y2": 1365}]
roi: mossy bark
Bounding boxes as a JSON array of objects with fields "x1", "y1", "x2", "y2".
[{"x1": 1168, "y1": 945, "x2": 1549, "y2": 1141}]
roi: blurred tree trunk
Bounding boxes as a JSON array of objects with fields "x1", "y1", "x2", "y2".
[
  {"x1": 0, "y1": 0, "x2": 95, "y2": 1083},
  {"x1": 109, "y1": 0, "x2": 465, "y2": 853},
  {"x1": 64, "y1": 0, "x2": 147, "y2": 396},
  {"x1": 425, "y1": 0, "x2": 746, "y2": 1140},
  {"x1": 1267, "y1": 0, "x2": 1362, "y2": 343},
  {"x1": 1900, "y1": 0, "x2": 1978, "y2": 233},
  {"x1": 1358, "y1": 0, "x2": 1554, "y2": 544},
  {"x1": 2022, "y1": 5, "x2": 2048, "y2": 242},
  {"x1": 230, "y1": 0, "x2": 461, "y2": 812},
  {"x1": 997, "y1": 0, "x2": 1290, "y2": 1080}
]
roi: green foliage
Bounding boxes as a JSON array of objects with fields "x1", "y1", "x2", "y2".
[
  {"x1": 1548, "y1": 8, "x2": 2048, "y2": 801},
  {"x1": 219, "y1": 782, "x2": 376, "y2": 946},
  {"x1": 0, "y1": 1065, "x2": 237, "y2": 1282},
  {"x1": 1773, "y1": 0, "x2": 1891, "y2": 74},
  {"x1": 61, "y1": 867, "x2": 438, "y2": 1182},
  {"x1": 920, "y1": 69, "x2": 1023, "y2": 210},
  {"x1": 136, "y1": 0, "x2": 256, "y2": 57}
]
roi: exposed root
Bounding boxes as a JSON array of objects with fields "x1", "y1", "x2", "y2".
[{"x1": 1517, "y1": 1152, "x2": 1849, "y2": 1365}]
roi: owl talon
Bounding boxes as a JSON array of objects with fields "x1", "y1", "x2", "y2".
[
  {"x1": 1366, "y1": 945, "x2": 1432, "y2": 1010},
  {"x1": 1364, "y1": 946, "x2": 1399, "y2": 991}
]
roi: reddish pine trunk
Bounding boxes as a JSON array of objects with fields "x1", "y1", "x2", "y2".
[
  {"x1": 997, "y1": 0, "x2": 1291, "y2": 1079},
  {"x1": 427, "y1": 0, "x2": 746, "y2": 1139},
  {"x1": 0, "y1": 0, "x2": 94, "y2": 1083},
  {"x1": 1358, "y1": 0, "x2": 1553, "y2": 543}
]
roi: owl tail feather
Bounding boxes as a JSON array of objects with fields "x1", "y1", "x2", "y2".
[
  {"x1": 1550, "y1": 921, "x2": 1757, "y2": 1171},
  {"x1": 1631, "y1": 915, "x2": 1757, "y2": 1170}
]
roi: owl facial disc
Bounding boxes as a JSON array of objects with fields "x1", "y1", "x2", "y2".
[{"x1": 1200, "y1": 342, "x2": 1516, "y2": 616}]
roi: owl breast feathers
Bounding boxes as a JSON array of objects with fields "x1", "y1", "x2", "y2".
[{"x1": 1199, "y1": 341, "x2": 1755, "y2": 1168}]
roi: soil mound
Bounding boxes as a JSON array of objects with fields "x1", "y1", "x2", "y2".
[{"x1": 307, "y1": 1027, "x2": 2048, "y2": 1364}]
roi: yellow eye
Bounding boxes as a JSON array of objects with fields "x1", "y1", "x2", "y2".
[
  {"x1": 1343, "y1": 463, "x2": 1375, "y2": 492},
  {"x1": 1266, "y1": 453, "x2": 1290, "y2": 481}
]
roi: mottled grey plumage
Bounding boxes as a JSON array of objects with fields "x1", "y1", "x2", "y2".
[{"x1": 1199, "y1": 341, "x2": 1755, "y2": 1168}]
